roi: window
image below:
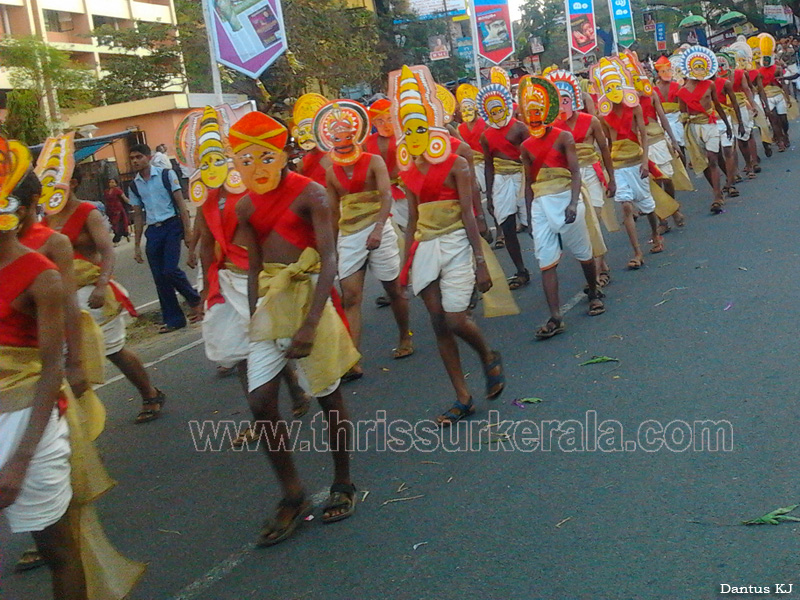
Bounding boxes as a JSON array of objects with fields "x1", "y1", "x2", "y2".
[
  {"x1": 93, "y1": 15, "x2": 118, "y2": 29},
  {"x1": 43, "y1": 10, "x2": 74, "y2": 33}
]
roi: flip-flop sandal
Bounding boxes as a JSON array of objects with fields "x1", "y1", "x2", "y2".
[
  {"x1": 764, "y1": 144, "x2": 773, "y2": 157},
  {"x1": 483, "y1": 351, "x2": 505, "y2": 399},
  {"x1": 134, "y1": 389, "x2": 166, "y2": 424},
  {"x1": 342, "y1": 366, "x2": 364, "y2": 383},
  {"x1": 535, "y1": 318, "x2": 566, "y2": 340},
  {"x1": 494, "y1": 238, "x2": 506, "y2": 249},
  {"x1": 657, "y1": 222, "x2": 671, "y2": 236},
  {"x1": 650, "y1": 237, "x2": 665, "y2": 254},
  {"x1": 322, "y1": 483, "x2": 358, "y2": 524},
  {"x1": 754, "y1": 165, "x2": 762, "y2": 173},
  {"x1": 375, "y1": 295, "x2": 391, "y2": 308},
  {"x1": 392, "y1": 341, "x2": 414, "y2": 359},
  {"x1": 727, "y1": 186, "x2": 740, "y2": 197},
  {"x1": 158, "y1": 324, "x2": 185, "y2": 334},
  {"x1": 437, "y1": 399, "x2": 476, "y2": 427},
  {"x1": 598, "y1": 270, "x2": 611, "y2": 288},
  {"x1": 734, "y1": 175, "x2": 743, "y2": 184},
  {"x1": 627, "y1": 258, "x2": 644, "y2": 270},
  {"x1": 673, "y1": 213, "x2": 686, "y2": 228},
  {"x1": 507, "y1": 269, "x2": 531, "y2": 290},
  {"x1": 710, "y1": 202, "x2": 724, "y2": 214},
  {"x1": 747, "y1": 171, "x2": 757, "y2": 179},
  {"x1": 257, "y1": 496, "x2": 312, "y2": 547},
  {"x1": 587, "y1": 290, "x2": 606, "y2": 316},
  {"x1": 14, "y1": 549, "x2": 46, "y2": 573},
  {"x1": 231, "y1": 426, "x2": 257, "y2": 449}
]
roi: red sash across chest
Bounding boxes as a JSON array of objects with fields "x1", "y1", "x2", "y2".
[
  {"x1": 715, "y1": 78, "x2": 731, "y2": 106},
  {"x1": 733, "y1": 70, "x2": 746, "y2": 93},
  {"x1": 676, "y1": 81, "x2": 717, "y2": 123},
  {"x1": 19, "y1": 222, "x2": 56, "y2": 251},
  {"x1": 399, "y1": 153, "x2": 459, "y2": 204},
  {"x1": 202, "y1": 188, "x2": 249, "y2": 308},
  {"x1": 0, "y1": 252, "x2": 56, "y2": 348},
  {"x1": 458, "y1": 119, "x2": 487, "y2": 153},
  {"x1": 249, "y1": 171, "x2": 316, "y2": 250},
  {"x1": 332, "y1": 153, "x2": 372, "y2": 195},
  {"x1": 655, "y1": 81, "x2": 680, "y2": 104},
  {"x1": 483, "y1": 120, "x2": 522, "y2": 161},
  {"x1": 522, "y1": 128, "x2": 567, "y2": 184},
  {"x1": 364, "y1": 133, "x2": 397, "y2": 178},
  {"x1": 640, "y1": 95, "x2": 657, "y2": 124},
  {"x1": 760, "y1": 65, "x2": 778, "y2": 87},
  {"x1": 604, "y1": 105, "x2": 638, "y2": 142},
  {"x1": 554, "y1": 112, "x2": 593, "y2": 143},
  {"x1": 301, "y1": 149, "x2": 328, "y2": 186}
]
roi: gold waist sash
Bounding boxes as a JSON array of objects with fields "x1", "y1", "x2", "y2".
[
  {"x1": 0, "y1": 346, "x2": 42, "y2": 414},
  {"x1": 734, "y1": 92, "x2": 749, "y2": 107},
  {"x1": 645, "y1": 122, "x2": 666, "y2": 144},
  {"x1": 493, "y1": 157, "x2": 523, "y2": 175},
  {"x1": 74, "y1": 258, "x2": 122, "y2": 324},
  {"x1": 415, "y1": 200, "x2": 464, "y2": 242},
  {"x1": 611, "y1": 139, "x2": 643, "y2": 169},
  {"x1": 765, "y1": 85, "x2": 784, "y2": 98},
  {"x1": 686, "y1": 111, "x2": 716, "y2": 125},
  {"x1": 662, "y1": 102, "x2": 680, "y2": 113},
  {"x1": 576, "y1": 143, "x2": 601, "y2": 168},
  {"x1": 472, "y1": 152, "x2": 485, "y2": 164},
  {"x1": 339, "y1": 190, "x2": 381, "y2": 236}
]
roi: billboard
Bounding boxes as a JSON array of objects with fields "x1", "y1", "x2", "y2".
[
  {"x1": 205, "y1": 0, "x2": 287, "y2": 78},
  {"x1": 655, "y1": 22, "x2": 666, "y2": 51},
  {"x1": 642, "y1": 11, "x2": 655, "y2": 33},
  {"x1": 566, "y1": 0, "x2": 597, "y2": 55},
  {"x1": 409, "y1": 0, "x2": 466, "y2": 19},
  {"x1": 609, "y1": 0, "x2": 636, "y2": 49},
  {"x1": 429, "y1": 34, "x2": 451, "y2": 61},
  {"x1": 471, "y1": 0, "x2": 515, "y2": 64}
]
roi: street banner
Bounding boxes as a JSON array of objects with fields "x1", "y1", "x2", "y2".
[
  {"x1": 530, "y1": 36, "x2": 544, "y2": 54},
  {"x1": 429, "y1": 34, "x2": 451, "y2": 61},
  {"x1": 205, "y1": 0, "x2": 287, "y2": 78},
  {"x1": 642, "y1": 11, "x2": 655, "y2": 33},
  {"x1": 566, "y1": 0, "x2": 597, "y2": 55},
  {"x1": 409, "y1": 0, "x2": 466, "y2": 19},
  {"x1": 471, "y1": 0, "x2": 515, "y2": 64},
  {"x1": 655, "y1": 22, "x2": 666, "y2": 51},
  {"x1": 609, "y1": 0, "x2": 636, "y2": 49}
]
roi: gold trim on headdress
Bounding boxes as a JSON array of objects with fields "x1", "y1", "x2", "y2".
[
  {"x1": 0, "y1": 135, "x2": 32, "y2": 231},
  {"x1": 34, "y1": 132, "x2": 75, "y2": 216}
]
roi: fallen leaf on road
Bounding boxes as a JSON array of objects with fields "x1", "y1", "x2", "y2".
[
  {"x1": 580, "y1": 356, "x2": 619, "y2": 366},
  {"x1": 743, "y1": 504, "x2": 800, "y2": 525},
  {"x1": 158, "y1": 529, "x2": 182, "y2": 535},
  {"x1": 397, "y1": 482, "x2": 409, "y2": 493},
  {"x1": 413, "y1": 542, "x2": 428, "y2": 550},
  {"x1": 512, "y1": 397, "x2": 543, "y2": 408},
  {"x1": 555, "y1": 517, "x2": 572, "y2": 528},
  {"x1": 447, "y1": 476, "x2": 453, "y2": 483},
  {"x1": 738, "y1": 267, "x2": 748, "y2": 271},
  {"x1": 362, "y1": 491, "x2": 370, "y2": 502},
  {"x1": 381, "y1": 367, "x2": 390, "y2": 372},
  {"x1": 610, "y1": 335, "x2": 624, "y2": 340},
  {"x1": 382, "y1": 494, "x2": 425, "y2": 507},
  {"x1": 420, "y1": 460, "x2": 442, "y2": 465},
  {"x1": 724, "y1": 302, "x2": 733, "y2": 311},
  {"x1": 662, "y1": 287, "x2": 687, "y2": 295}
]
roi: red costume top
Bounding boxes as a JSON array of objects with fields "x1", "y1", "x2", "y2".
[
  {"x1": 554, "y1": 112, "x2": 593, "y2": 144},
  {"x1": 749, "y1": 69, "x2": 761, "y2": 87},
  {"x1": 201, "y1": 188, "x2": 248, "y2": 308},
  {"x1": 760, "y1": 65, "x2": 779, "y2": 87},
  {"x1": 364, "y1": 133, "x2": 404, "y2": 200},
  {"x1": 0, "y1": 252, "x2": 56, "y2": 348},
  {"x1": 655, "y1": 81, "x2": 680, "y2": 105},
  {"x1": 458, "y1": 118, "x2": 487, "y2": 154},
  {"x1": 399, "y1": 153, "x2": 460, "y2": 204},
  {"x1": 332, "y1": 152, "x2": 373, "y2": 195},
  {"x1": 676, "y1": 81, "x2": 717, "y2": 124},
  {"x1": 522, "y1": 128, "x2": 569, "y2": 184},
  {"x1": 483, "y1": 119, "x2": 522, "y2": 161},
  {"x1": 249, "y1": 171, "x2": 316, "y2": 250},
  {"x1": 732, "y1": 70, "x2": 747, "y2": 93},
  {"x1": 44, "y1": 202, "x2": 137, "y2": 316},
  {"x1": 301, "y1": 149, "x2": 328, "y2": 186},
  {"x1": 639, "y1": 95, "x2": 657, "y2": 124},
  {"x1": 19, "y1": 222, "x2": 56, "y2": 251},
  {"x1": 604, "y1": 105, "x2": 639, "y2": 142}
]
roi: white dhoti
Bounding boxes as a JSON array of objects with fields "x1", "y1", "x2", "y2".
[
  {"x1": 203, "y1": 269, "x2": 250, "y2": 369},
  {"x1": 531, "y1": 190, "x2": 592, "y2": 270},
  {"x1": 492, "y1": 171, "x2": 523, "y2": 225},
  {"x1": 77, "y1": 285, "x2": 126, "y2": 356},
  {"x1": 337, "y1": 220, "x2": 401, "y2": 282},
  {"x1": 687, "y1": 123, "x2": 721, "y2": 153},
  {"x1": 648, "y1": 139, "x2": 675, "y2": 177},
  {"x1": 768, "y1": 93, "x2": 788, "y2": 115},
  {"x1": 614, "y1": 165, "x2": 656, "y2": 214},
  {"x1": 580, "y1": 165, "x2": 606, "y2": 209},
  {"x1": 474, "y1": 161, "x2": 486, "y2": 195},
  {"x1": 736, "y1": 105, "x2": 754, "y2": 141},
  {"x1": 411, "y1": 229, "x2": 474, "y2": 314},
  {"x1": 391, "y1": 196, "x2": 409, "y2": 230},
  {"x1": 0, "y1": 408, "x2": 72, "y2": 533},
  {"x1": 665, "y1": 111, "x2": 685, "y2": 146},
  {"x1": 717, "y1": 119, "x2": 735, "y2": 148}
]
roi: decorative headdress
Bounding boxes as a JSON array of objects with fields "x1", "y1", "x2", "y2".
[
  {"x1": 477, "y1": 83, "x2": 515, "y2": 129},
  {"x1": 367, "y1": 98, "x2": 391, "y2": 121},
  {"x1": 175, "y1": 104, "x2": 249, "y2": 206},
  {"x1": 388, "y1": 64, "x2": 451, "y2": 169},
  {"x1": 545, "y1": 69, "x2": 584, "y2": 111},
  {"x1": 680, "y1": 45, "x2": 718, "y2": 81},
  {"x1": 716, "y1": 51, "x2": 736, "y2": 76},
  {"x1": 436, "y1": 85, "x2": 457, "y2": 124},
  {"x1": 456, "y1": 83, "x2": 479, "y2": 123},
  {"x1": 368, "y1": 98, "x2": 393, "y2": 138},
  {"x1": 759, "y1": 32, "x2": 776, "y2": 67},
  {"x1": 34, "y1": 132, "x2": 75, "y2": 216},
  {"x1": 669, "y1": 53, "x2": 686, "y2": 84},
  {"x1": 590, "y1": 57, "x2": 639, "y2": 116},
  {"x1": 228, "y1": 112, "x2": 289, "y2": 154},
  {"x1": 619, "y1": 50, "x2": 653, "y2": 96},
  {"x1": 729, "y1": 39, "x2": 753, "y2": 71},
  {"x1": 312, "y1": 100, "x2": 369, "y2": 166},
  {"x1": 518, "y1": 75, "x2": 559, "y2": 138},
  {"x1": 489, "y1": 66, "x2": 511, "y2": 90},
  {"x1": 654, "y1": 56, "x2": 673, "y2": 81},
  {"x1": 291, "y1": 93, "x2": 328, "y2": 151},
  {"x1": 747, "y1": 36, "x2": 762, "y2": 67},
  {"x1": 0, "y1": 136, "x2": 31, "y2": 231}
]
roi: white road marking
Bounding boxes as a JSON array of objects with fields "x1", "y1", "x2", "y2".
[
  {"x1": 134, "y1": 299, "x2": 160, "y2": 312},
  {"x1": 96, "y1": 338, "x2": 204, "y2": 390}
]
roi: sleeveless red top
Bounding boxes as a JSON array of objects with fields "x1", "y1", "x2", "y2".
[
  {"x1": 522, "y1": 128, "x2": 568, "y2": 183},
  {"x1": 760, "y1": 65, "x2": 778, "y2": 87},
  {"x1": 676, "y1": 81, "x2": 717, "y2": 123},
  {"x1": 301, "y1": 149, "x2": 328, "y2": 186},
  {"x1": 458, "y1": 118, "x2": 487, "y2": 154},
  {"x1": 554, "y1": 112, "x2": 593, "y2": 144},
  {"x1": 249, "y1": 171, "x2": 316, "y2": 250},
  {"x1": 19, "y1": 222, "x2": 56, "y2": 251},
  {"x1": 399, "y1": 153, "x2": 460, "y2": 203},
  {"x1": 332, "y1": 152, "x2": 373, "y2": 195},
  {"x1": 483, "y1": 119, "x2": 522, "y2": 161},
  {"x1": 0, "y1": 252, "x2": 56, "y2": 347},
  {"x1": 604, "y1": 105, "x2": 639, "y2": 142}
]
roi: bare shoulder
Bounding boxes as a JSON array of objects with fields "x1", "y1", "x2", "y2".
[
  {"x1": 31, "y1": 268, "x2": 64, "y2": 300},
  {"x1": 451, "y1": 154, "x2": 470, "y2": 175},
  {"x1": 299, "y1": 180, "x2": 329, "y2": 209},
  {"x1": 46, "y1": 231, "x2": 72, "y2": 257}
]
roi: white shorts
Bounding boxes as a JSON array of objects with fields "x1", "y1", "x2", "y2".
[
  {"x1": 77, "y1": 285, "x2": 126, "y2": 356},
  {"x1": 474, "y1": 161, "x2": 486, "y2": 195},
  {"x1": 581, "y1": 165, "x2": 605, "y2": 209},
  {"x1": 768, "y1": 93, "x2": 787, "y2": 115},
  {"x1": 391, "y1": 194, "x2": 409, "y2": 230},
  {"x1": 737, "y1": 105, "x2": 754, "y2": 141},
  {"x1": 532, "y1": 190, "x2": 592, "y2": 270},
  {"x1": 648, "y1": 139, "x2": 675, "y2": 177},
  {"x1": 688, "y1": 123, "x2": 721, "y2": 153},
  {"x1": 338, "y1": 220, "x2": 400, "y2": 282},
  {"x1": 203, "y1": 269, "x2": 250, "y2": 368},
  {"x1": 614, "y1": 165, "x2": 656, "y2": 214},
  {"x1": 665, "y1": 112, "x2": 685, "y2": 146},
  {"x1": 0, "y1": 408, "x2": 72, "y2": 534},
  {"x1": 717, "y1": 120, "x2": 735, "y2": 148},
  {"x1": 411, "y1": 229, "x2": 474, "y2": 313},
  {"x1": 492, "y1": 171, "x2": 523, "y2": 225}
]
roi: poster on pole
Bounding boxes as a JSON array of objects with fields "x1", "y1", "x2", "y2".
[
  {"x1": 428, "y1": 35, "x2": 451, "y2": 61},
  {"x1": 471, "y1": 0, "x2": 515, "y2": 64},
  {"x1": 655, "y1": 22, "x2": 666, "y2": 51},
  {"x1": 205, "y1": 0, "x2": 287, "y2": 78},
  {"x1": 566, "y1": 0, "x2": 597, "y2": 55},
  {"x1": 609, "y1": 0, "x2": 636, "y2": 49},
  {"x1": 642, "y1": 11, "x2": 655, "y2": 32}
]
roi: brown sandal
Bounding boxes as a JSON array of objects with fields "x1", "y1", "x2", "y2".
[
  {"x1": 134, "y1": 389, "x2": 166, "y2": 424},
  {"x1": 535, "y1": 318, "x2": 566, "y2": 340},
  {"x1": 650, "y1": 236, "x2": 665, "y2": 254},
  {"x1": 257, "y1": 495, "x2": 312, "y2": 547}
]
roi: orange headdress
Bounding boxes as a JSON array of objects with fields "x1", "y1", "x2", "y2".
[
  {"x1": 0, "y1": 135, "x2": 32, "y2": 231},
  {"x1": 228, "y1": 112, "x2": 289, "y2": 155},
  {"x1": 34, "y1": 132, "x2": 75, "y2": 216}
]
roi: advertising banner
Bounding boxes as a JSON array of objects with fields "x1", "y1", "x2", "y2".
[
  {"x1": 655, "y1": 22, "x2": 666, "y2": 51},
  {"x1": 471, "y1": 0, "x2": 515, "y2": 64},
  {"x1": 566, "y1": 0, "x2": 597, "y2": 55},
  {"x1": 609, "y1": 0, "x2": 636, "y2": 49}
]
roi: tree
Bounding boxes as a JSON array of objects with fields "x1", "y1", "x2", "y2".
[
  {"x1": 175, "y1": 0, "x2": 214, "y2": 93},
  {"x1": 1, "y1": 90, "x2": 49, "y2": 145},
  {"x1": 93, "y1": 22, "x2": 186, "y2": 104}
]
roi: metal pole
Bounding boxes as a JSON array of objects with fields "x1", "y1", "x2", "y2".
[
  {"x1": 201, "y1": 0, "x2": 224, "y2": 104},
  {"x1": 565, "y1": 0, "x2": 575, "y2": 71},
  {"x1": 607, "y1": 0, "x2": 618, "y2": 53},
  {"x1": 468, "y1": 0, "x2": 482, "y2": 86}
]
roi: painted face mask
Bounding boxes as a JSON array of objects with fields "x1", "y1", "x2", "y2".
[
  {"x1": 456, "y1": 83, "x2": 479, "y2": 123},
  {"x1": 228, "y1": 112, "x2": 289, "y2": 194},
  {"x1": 518, "y1": 75, "x2": 559, "y2": 138},
  {"x1": 34, "y1": 132, "x2": 75, "y2": 216},
  {"x1": 654, "y1": 56, "x2": 673, "y2": 82},
  {"x1": 590, "y1": 57, "x2": 639, "y2": 116},
  {"x1": 291, "y1": 93, "x2": 328, "y2": 151},
  {"x1": 477, "y1": 84, "x2": 514, "y2": 129},
  {"x1": 312, "y1": 100, "x2": 369, "y2": 166},
  {"x1": 388, "y1": 64, "x2": 451, "y2": 168},
  {"x1": 620, "y1": 50, "x2": 653, "y2": 96},
  {"x1": 368, "y1": 99, "x2": 394, "y2": 137},
  {"x1": 716, "y1": 52, "x2": 735, "y2": 78},
  {"x1": 759, "y1": 32, "x2": 776, "y2": 67},
  {"x1": 680, "y1": 45, "x2": 718, "y2": 81},
  {"x1": 0, "y1": 135, "x2": 31, "y2": 232},
  {"x1": 546, "y1": 69, "x2": 583, "y2": 121},
  {"x1": 729, "y1": 40, "x2": 753, "y2": 71}
]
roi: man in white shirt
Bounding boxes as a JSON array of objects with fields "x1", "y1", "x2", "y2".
[{"x1": 151, "y1": 144, "x2": 173, "y2": 170}]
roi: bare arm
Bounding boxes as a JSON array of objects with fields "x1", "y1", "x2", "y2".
[
  {"x1": 592, "y1": 117, "x2": 616, "y2": 197},
  {"x1": 743, "y1": 76, "x2": 758, "y2": 114},
  {"x1": 0, "y1": 271, "x2": 65, "y2": 510},
  {"x1": 325, "y1": 170, "x2": 341, "y2": 245},
  {"x1": 521, "y1": 146, "x2": 534, "y2": 236},
  {"x1": 133, "y1": 205, "x2": 144, "y2": 263},
  {"x1": 711, "y1": 85, "x2": 732, "y2": 135},
  {"x1": 725, "y1": 81, "x2": 744, "y2": 136},
  {"x1": 633, "y1": 106, "x2": 649, "y2": 176},
  {"x1": 403, "y1": 186, "x2": 418, "y2": 271},
  {"x1": 562, "y1": 132, "x2": 581, "y2": 224},
  {"x1": 236, "y1": 196, "x2": 260, "y2": 316},
  {"x1": 366, "y1": 155, "x2": 393, "y2": 251},
  {"x1": 652, "y1": 94, "x2": 678, "y2": 147},
  {"x1": 459, "y1": 144, "x2": 486, "y2": 231},
  {"x1": 195, "y1": 209, "x2": 214, "y2": 297},
  {"x1": 481, "y1": 135, "x2": 495, "y2": 207},
  {"x1": 582, "y1": 92, "x2": 597, "y2": 116},
  {"x1": 755, "y1": 76, "x2": 770, "y2": 112},
  {"x1": 453, "y1": 156, "x2": 491, "y2": 293},
  {"x1": 86, "y1": 210, "x2": 115, "y2": 309}
]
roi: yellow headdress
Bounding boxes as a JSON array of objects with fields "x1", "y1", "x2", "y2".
[
  {"x1": 590, "y1": 56, "x2": 639, "y2": 116},
  {"x1": 436, "y1": 84, "x2": 457, "y2": 123},
  {"x1": 456, "y1": 83, "x2": 479, "y2": 123},
  {"x1": 759, "y1": 32, "x2": 776, "y2": 67},
  {"x1": 389, "y1": 64, "x2": 451, "y2": 169},
  {"x1": 489, "y1": 66, "x2": 511, "y2": 90},
  {"x1": 748, "y1": 35, "x2": 762, "y2": 68},
  {"x1": 620, "y1": 50, "x2": 653, "y2": 96},
  {"x1": 0, "y1": 135, "x2": 32, "y2": 231},
  {"x1": 292, "y1": 93, "x2": 328, "y2": 151},
  {"x1": 34, "y1": 132, "x2": 75, "y2": 216}
]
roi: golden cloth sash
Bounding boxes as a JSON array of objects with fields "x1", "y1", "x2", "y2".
[
  {"x1": 662, "y1": 101, "x2": 680, "y2": 113},
  {"x1": 249, "y1": 248, "x2": 360, "y2": 395},
  {"x1": 649, "y1": 179, "x2": 680, "y2": 219},
  {"x1": 576, "y1": 143, "x2": 601, "y2": 168},
  {"x1": 493, "y1": 157, "x2": 523, "y2": 174},
  {"x1": 472, "y1": 152, "x2": 485, "y2": 164},
  {"x1": 645, "y1": 122, "x2": 666, "y2": 144},
  {"x1": 753, "y1": 107, "x2": 774, "y2": 143},
  {"x1": 789, "y1": 101, "x2": 800, "y2": 121},
  {"x1": 339, "y1": 190, "x2": 381, "y2": 236},
  {"x1": 223, "y1": 262, "x2": 248, "y2": 276},
  {"x1": 478, "y1": 237, "x2": 520, "y2": 318},
  {"x1": 734, "y1": 92, "x2": 749, "y2": 108},
  {"x1": 532, "y1": 167, "x2": 607, "y2": 258},
  {"x1": 415, "y1": 201, "x2": 464, "y2": 242},
  {"x1": 611, "y1": 139, "x2": 643, "y2": 169},
  {"x1": 765, "y1": 85, "x2": 784, "y2": 99},
  {"x1": 0, "y1": 346, "x2": 146, "y2": 598},
  {"x1": 671, "y1": 155, "x2": 695, "y2": 192},
  {"x1": 74, "y1": 259, "x2": 122, "y2": 325},
  {"x1": 81, "y1": 310, "x2": 106, "y2": 386},
  {"x1": 684, "y1": 114, "x2": 714, "y2": 175}
]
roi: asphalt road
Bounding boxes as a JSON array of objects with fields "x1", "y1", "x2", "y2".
[{"x1": 4, "y1": 140, "x2": 800, "y2": 600}]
